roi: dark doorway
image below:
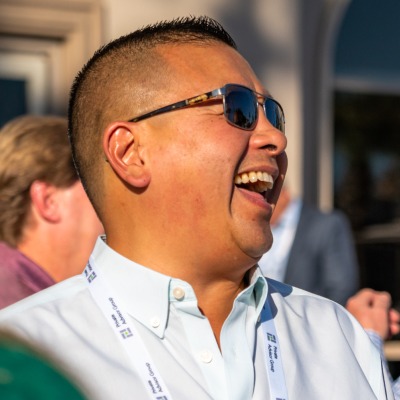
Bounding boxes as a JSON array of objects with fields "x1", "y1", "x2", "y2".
[{"x1": 0, "y1": 78, "x2": 27, "y2": 128}]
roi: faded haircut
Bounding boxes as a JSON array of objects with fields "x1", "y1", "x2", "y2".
[
  {"x1": 68, "y1": 16, "x2": 237, "y2": 218},
  {"x1": 0, "y1": 116, "x2": 77, "y2": 247}
]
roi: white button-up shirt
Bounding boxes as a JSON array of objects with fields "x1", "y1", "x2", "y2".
[{"x1": 0, "y1": 237, "x2": 393, "y2": 399}]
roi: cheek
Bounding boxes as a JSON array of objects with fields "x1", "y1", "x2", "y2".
[
  {"x1": 147, "y1": 118, "x2": 249, "y2": 235},
  {"x1": 162, "y1": 119, "x2": 243, "y2": 176},
  {"x1": 149, "y1": 142, "x2": 230, "y2": 223},
  {"x1": 153, "y1": 130, "x2": 234, "y2": 190},
  {"x1": 152, "y1": 156, "x2": 214, "y2": 224}
]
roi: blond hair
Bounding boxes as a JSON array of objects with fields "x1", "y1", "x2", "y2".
[{"x1": 0, "y1": 115, "x2": 78, "y2": 247}]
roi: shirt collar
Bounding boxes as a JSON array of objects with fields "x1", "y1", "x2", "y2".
[
  {"x1": 245, "y1": 266, "x2": 268, "y2": 322},
  {"x1": 91, "y1": 237, "x2": 171, "y2": 339},
  {"x1": 91, "y1": 236, "x2": 269, "y2": 337}
]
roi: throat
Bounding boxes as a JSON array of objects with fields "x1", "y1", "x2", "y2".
[{"x1": 195, "y1": 273, "x2": 250, "y2": 350}]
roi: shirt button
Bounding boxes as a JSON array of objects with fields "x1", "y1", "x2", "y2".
[
  {"x1": 173, "y1": 287, "x2": 185, "y2": 300},
  {"x1": 151, "y1": 317, "x2": 160, "y2": 328},
  {"x1": 200, "y1": 350, "x2": 213, "y2": 363}
]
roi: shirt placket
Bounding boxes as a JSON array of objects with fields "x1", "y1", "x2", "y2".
[
  {"x1": 169, "y1": 280, "x2": 228, "y2": 400},
  {"x1": 220, "y1": 288, "x2": 255, "y2": 400},
  {"x1": 169, "y1": 276, "x2": 266, "y2": 400}
]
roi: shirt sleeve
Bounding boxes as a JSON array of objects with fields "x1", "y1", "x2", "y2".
[
  {"x1": 366, "y1": 329, "x2": 398, "y2": 399},
  {"x1": 393, "y1": 379, "x2": 400, "y2": 400}
]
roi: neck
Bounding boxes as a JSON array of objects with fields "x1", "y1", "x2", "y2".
[
  {"x1": 18, "y1": 225, "x2": 87, "y2": 283},
  {"x1": 193, "y1": 271, "x2": 249, "y2": 347},
  {"x1": 106, "y1": 230, "x2": 253, "y2": 348}
]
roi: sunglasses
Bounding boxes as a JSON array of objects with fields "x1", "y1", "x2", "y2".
[{"x1": 128, "y1": 84, "x2": 285, "y2": 133}]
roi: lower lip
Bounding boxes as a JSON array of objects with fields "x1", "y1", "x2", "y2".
[{"x1": 236, "y1": 186, "x2": 273, "y2": 212}]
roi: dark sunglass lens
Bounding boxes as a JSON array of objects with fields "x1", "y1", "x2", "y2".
[
  {"x1": 264, "y1": 99, "x2": 285, "y2": 134},
  {"x1": 225, "y1": 86, "x2": 258, "y2": 129}
]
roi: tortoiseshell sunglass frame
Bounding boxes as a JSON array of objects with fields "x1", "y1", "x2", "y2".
[{"x1": 128, "y1": 83, "x2": 285, "y2": 133}]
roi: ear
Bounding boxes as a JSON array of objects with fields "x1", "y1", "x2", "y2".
[
  {"x1": 103, "y1": 121, "x2": 151, "y2": 188},
  {"x1": 30, "y1": 181, "x2": 62, "y2": 223}
]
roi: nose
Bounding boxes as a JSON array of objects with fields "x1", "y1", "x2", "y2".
[{"x1": 248, "y1": 108, "x2": 287, "y2": 156}]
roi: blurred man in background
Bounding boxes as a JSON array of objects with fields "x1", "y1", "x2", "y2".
[
  {"x1": 0, "y1": 116, "x2": 103, "y2": 309},
  {"x1": 258, "y1": 186, "x2": 359, "y2": 305}
]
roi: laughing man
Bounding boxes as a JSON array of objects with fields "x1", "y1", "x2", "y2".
[{"x1": 0, "y1": 17, "x2": 393, "y2": 400}]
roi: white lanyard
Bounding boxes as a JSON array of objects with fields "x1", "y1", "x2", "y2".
[
  {"x1": 83, "y1": 257, "x2": 173, "y2": 400},
  {"x1": 84, "y1": 257, "x2": 288, "y2": 400},
  {"x1": 260, "y1": 302, "x2": 289, "y2": 400}
]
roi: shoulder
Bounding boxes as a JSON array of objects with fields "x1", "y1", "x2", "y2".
[
  {"x1": 265, "y1": 278, "x2": 386, "y2": 398},
  {"x1": 0, "y1": 275, "x2": 103, "y2": 350},
  {"x1": 299, "y1": 204, "x2": 351, "y2": 233},
  {"x1": 0, "y1": 265, "x2": 34, "y2": 309},
  {"x1": 266, "y1": 277, "x2": 371, "y2": 348},
  {"x1": 301, "y1": 203, "x2": 344, "y2": 222},
  {"x1": 268, "y1": 277, "x2": 348, "y2": 311},
  {"x1": 0, "y1": 275, "x2": 87, "y2": 323}
]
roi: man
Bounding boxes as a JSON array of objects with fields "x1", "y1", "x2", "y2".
[
  {"x1": 346, "y1": 289, "x2": 400, "y2": 399},
  {"x1": 0, "y1": 17, "x2": 393, "y2": 399},
  {"x1": 258, "y1": 186, "x2": 359, "y2": 305},
  {"x1": 0, "y1": 116, "x2": 103, "y2": 309}
]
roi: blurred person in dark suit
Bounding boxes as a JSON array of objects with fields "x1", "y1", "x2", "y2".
[
  {"x1": 0, "y1": 116, "x2": 103, "y2": 309},
  {"x1": 258, "y1": 186, "x2": 359, "y2": 305}
]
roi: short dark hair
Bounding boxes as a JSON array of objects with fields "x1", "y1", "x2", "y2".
[{"x1": 68, "y1": 16, "x2": 236, "y2": 217}]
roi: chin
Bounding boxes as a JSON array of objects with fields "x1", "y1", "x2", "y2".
[
  {"x1": 229, "y1": 216, "x2": 273, "y2": 260},
  {"x1": 243, "y1": 242, "x2": 272, "y2": 259},
  {"x1": 237, "y1": 229, "x2": 273, "y2": 260}
]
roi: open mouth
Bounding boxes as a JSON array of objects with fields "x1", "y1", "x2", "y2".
[{"x1": 234, "y1": 171, "x2": 274, "y2": 197}]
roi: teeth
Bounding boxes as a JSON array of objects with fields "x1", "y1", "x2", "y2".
[
  {"x1": 249, "y1": 172, "x2": 257, "y2": 183},
  {"x1": 234, "y1": 170, "x2": 274, "y2": 193},
  {"x1": 255, "y1": 181, "x2": 264, "y2": 192},
  {"x1": 234, "y1": 175, "x2": 242, "y2": 185}
]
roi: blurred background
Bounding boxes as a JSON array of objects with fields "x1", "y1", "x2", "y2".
[{"x1": 1, "y1": 0, "x2": 400, "y2": 366}]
